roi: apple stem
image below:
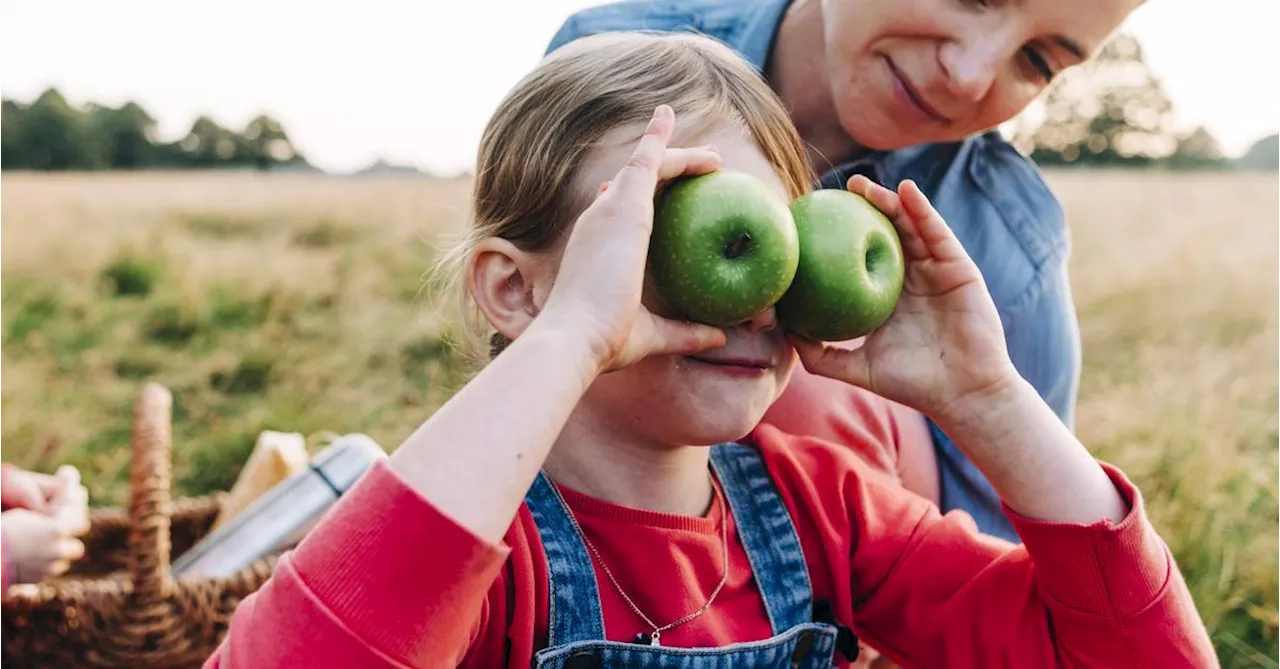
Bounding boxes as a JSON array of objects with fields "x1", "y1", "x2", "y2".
[{"x1": 725, "y1": 232, "x2": 752, "y2": 260}]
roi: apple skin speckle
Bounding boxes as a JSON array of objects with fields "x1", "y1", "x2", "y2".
[
  {"x1": 775, "y1": 190, "x2": 905, "y2": 341},
  {"x1": 649, "y1": 170, "x2": 800, "y2": 326}
]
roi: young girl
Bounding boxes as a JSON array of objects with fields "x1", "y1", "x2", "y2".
[{"x1": 205, "y1": 32, "x2": 1214, "y2": 668}]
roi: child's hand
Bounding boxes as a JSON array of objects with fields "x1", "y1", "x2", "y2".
[
  {"x1": 2, "y1": 507, "x2": 87, "y2": 584},
  {"x1": 1, "y1": 465, "x2": 68, "y2": 514},
  {"x1": 790, "y1": 176, "x2": 1021, "y2": 426},
  {"x1": 48, "y1": 466, "x2": 90, "y2": 538},
  {"x1": 539, "y1": 105, "x2": 728, "y2": 371}
]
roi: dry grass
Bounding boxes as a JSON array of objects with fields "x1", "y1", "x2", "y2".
[
  {"x1": 1050, "y1": 170, "x2": 1278, "y2": 666},
  {"x1": 1, "y1": 169, "x2": 1276, "y2": 664}
]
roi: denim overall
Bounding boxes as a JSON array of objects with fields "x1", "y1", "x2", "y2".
[{"x1": 523, "y1": 443, "x2": 859, "y2": 669}]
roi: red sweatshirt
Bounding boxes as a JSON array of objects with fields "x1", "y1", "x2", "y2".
[
  {"x1": 762, "y1": 361, "x2": 940, "y2": 504},
  {"x1": 204, "y1": 425, "x2": 1216, "y2": 668}
]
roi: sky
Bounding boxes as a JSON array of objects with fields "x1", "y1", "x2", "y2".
[{"x1": 2, "y1": 0, "x2": 1277, "y2": 174}]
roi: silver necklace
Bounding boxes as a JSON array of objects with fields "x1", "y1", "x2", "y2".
[{"x1": 548, "y1": 473, "x2": 730, "y2": 647}]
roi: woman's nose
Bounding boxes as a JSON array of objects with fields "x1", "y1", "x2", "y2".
[
  {"x1": 747, "y1": 307, "x2": 778, "y2": 333},
  {"x1": 939, "y1": 40, "x2": 1002, "y2": 104}
]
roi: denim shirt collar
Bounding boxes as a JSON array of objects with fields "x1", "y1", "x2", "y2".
[
  {"x1": 736, "y1": 0, "x2": 794, "y2": 74},
  {"x1": 731, "y1": 0, "x2": 893, "y2": 188}
]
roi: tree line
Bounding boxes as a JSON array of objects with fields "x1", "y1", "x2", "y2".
[
  {"x1": 2, "y1": 33, "x2": 1276, "y2": 173},
  {"x1": 1010, "y1": 33, "x2": 1276, "y2": 171},
  {"x1": 1, "y1": 88, "x2": 309, "y2": 171}
]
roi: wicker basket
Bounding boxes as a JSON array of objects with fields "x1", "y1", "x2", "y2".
[{"x1": 2, "y1": 382, "x2": 278, "y2": 668}]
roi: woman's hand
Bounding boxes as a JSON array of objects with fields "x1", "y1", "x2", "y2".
[
  {"x1": 537, "y1": 105, "x2": 728, "y2": 372},
  {"x1": 791, "y1": 176, "x2": 1020, "y2": 426}
]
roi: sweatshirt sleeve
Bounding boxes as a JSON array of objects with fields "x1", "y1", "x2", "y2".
[
  {"x1": 204, "y1": 459, "x2": 510, "y2": 668},
  {"x1": 845, "y1": 457, "x2": 1216, "y2": 668}
]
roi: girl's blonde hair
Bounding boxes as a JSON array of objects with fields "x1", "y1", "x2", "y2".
[{"x1": 435, "y1": 30, "x2": 815, "y2": 363}]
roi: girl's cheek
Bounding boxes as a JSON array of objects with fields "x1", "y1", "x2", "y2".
[{"x1": 640, "y1": 274, "x2": 681, "y2": 320}]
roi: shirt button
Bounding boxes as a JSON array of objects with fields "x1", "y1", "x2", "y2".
[{"x1": 564, "y1": 650, "x2": 601, "y2": 669}]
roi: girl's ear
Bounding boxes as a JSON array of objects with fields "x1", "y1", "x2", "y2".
[{"x1": 469, "y1": 237, "x2": 552, "y2": 344}]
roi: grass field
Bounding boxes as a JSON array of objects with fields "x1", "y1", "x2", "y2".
[{"x1": 2, "y1": 169, "x2": 1276, "y2": 664}]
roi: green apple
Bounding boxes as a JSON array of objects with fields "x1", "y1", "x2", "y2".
[
  {"x1": 649, "y1": 169, "x2": 800, "y2": 326},
  {"x1": 775, "y1": 189, "x2": 905, "y2": 341}
]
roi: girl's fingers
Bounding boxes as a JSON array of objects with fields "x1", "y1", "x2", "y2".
[
  {"x1": 28, "y1": 471, "x2": 67, "y2": 500},
  {"x1": 56, "y1": 504, "x2": 90, "y2": 536},
  {"x1": 648, "y1": 315, "x2": 727, "y2": 357},
  {"x1": 846, "y1": 175, "x2": 902, "y2": 218},
  {"x1": 608, "y1": 105, "x2": 675, "y2": 205},
  {"x1": 2, "y1": 479, "x2": 50, "y2": 514},
  {"x1": 45, "y1": 558, "x2": 71, "y2": 578},
  {"x1": 788, "y1": 333, "x2": 871, "y2": 389},
  {"x1": 599, "y1": 146, "x2": 721, "y2": 198},
  {"x1": 54, "y1": 537, "x2": 85, "y2": 562},
  {"x1": 898, "y1": 180, "x2": 967, "y2": 261},
  {"x1": 656, "y1": 146, "x2": 721, "y2": 182},
  {"x1": 847, "y1": 175, "x2": 930, "y2": 261}
]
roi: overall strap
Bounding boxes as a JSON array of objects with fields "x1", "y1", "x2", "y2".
[
  {"x1": 709, "y1": 443, "x2": 814, "y2": 634},
  {"x1": 524, "y1": 471, "x2": 607, "y2": 646}
]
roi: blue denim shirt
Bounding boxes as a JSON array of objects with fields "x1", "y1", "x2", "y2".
[{"x1": 546, "y1": 0, "x2": 1081, "y2": 543}]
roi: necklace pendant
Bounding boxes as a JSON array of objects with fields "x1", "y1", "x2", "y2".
[{"x1": 633, "y1": 631, "x2": 661, "y2": 646}]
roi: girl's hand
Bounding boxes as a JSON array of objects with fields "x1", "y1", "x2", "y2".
[
  {"x1": 48, "y1": 465, "x2": 90, "y2": 538},
  {"x1": 791, "y1": 176, "x2": 1021, "y2": 426},
  {"x1": 538, "y1": 105, "x2": 728, "y2": 371},
  {"x1": 0, "y1": 465, "x2": 68, "y2": 514},
  {"x1": 2, "y1": 508, "x2": 87, "y2": 584}
]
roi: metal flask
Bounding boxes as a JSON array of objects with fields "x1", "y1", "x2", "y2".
[{"x1": 171, "y1": 434, "x2": 387, "y2": 578}]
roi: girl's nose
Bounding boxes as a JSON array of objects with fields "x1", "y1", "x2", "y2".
[{"x1": 747, "y1": 307, "x2": 778, "y2": 333}]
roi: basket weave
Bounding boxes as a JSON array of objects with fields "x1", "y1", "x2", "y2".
[{"x1": 2, "y1": 382, "x2": 278, "y2": 668}]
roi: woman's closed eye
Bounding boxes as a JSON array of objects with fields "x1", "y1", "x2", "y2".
[
  {"x1": 1022, "y1": 45, "x2": 1056, "y2": 82},
  {"x1": 957, "y1": 0, "x2": 1058, "y2": 83}
]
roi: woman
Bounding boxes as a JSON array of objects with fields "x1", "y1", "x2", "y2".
[{"x1": 546, "y1": 0, "x2": 1136, "y2": 543}]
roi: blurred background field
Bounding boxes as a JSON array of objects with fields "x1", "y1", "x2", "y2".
[
  {"x1": 2, "y1": 0, "x2": 1278, "y2": 665},
  {"x1": 1, "y1": 168, "x2": 1277, "y2": 664}
]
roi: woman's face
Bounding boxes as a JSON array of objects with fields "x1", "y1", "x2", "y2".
[{"x1": 820, "y1": 0, "x2": 1140, "y2": 150}]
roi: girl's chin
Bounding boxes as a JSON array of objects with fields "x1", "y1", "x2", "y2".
[
  {"x1": 669, "y1": 426, "x2": 758, "y2": 448},
  {"x1": 656, "y1": 400, "x2": 773, "y2": 447}
]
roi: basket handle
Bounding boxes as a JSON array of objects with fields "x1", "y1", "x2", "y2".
[
  {"x1": 127, "y1": 382, "x2": 175, "y2": 607},
  {"x1": 93, "y1": 383, "x2": 188, "y2": 669}
]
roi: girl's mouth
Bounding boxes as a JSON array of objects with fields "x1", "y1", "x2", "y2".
[{"x1": 684, "y1": 356, "x2": 773, "y2": 377}]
